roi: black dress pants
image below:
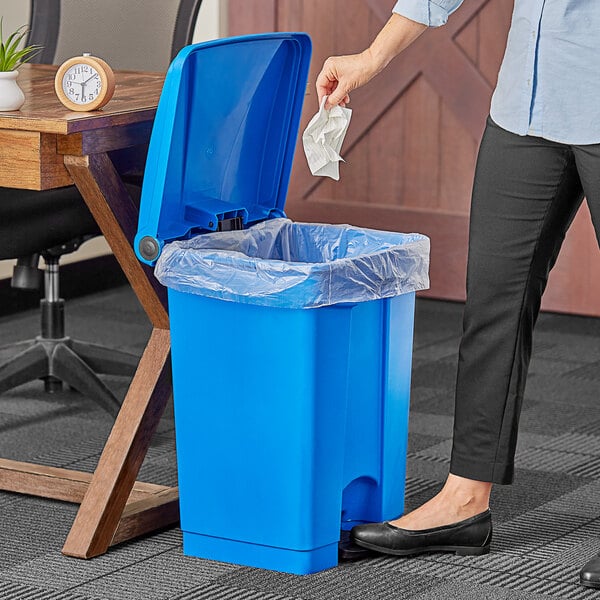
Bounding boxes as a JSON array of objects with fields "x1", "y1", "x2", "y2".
[{"x1": 449, "y1": 117, "x2": 600, "y2": 485}]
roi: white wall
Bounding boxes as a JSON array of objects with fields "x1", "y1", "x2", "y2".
[
  {"x1": 193, "y1": 0, "x2": 228, "y2": 43},
  {"x1": 0, "y1": 0, "x2": 226, "y2": 282}
]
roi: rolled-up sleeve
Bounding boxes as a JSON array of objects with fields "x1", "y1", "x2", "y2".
[{"x1": 392, "y1": 0, "x2": 464, "y2": 27}]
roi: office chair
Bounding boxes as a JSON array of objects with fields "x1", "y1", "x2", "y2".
[{"x1": 0, "y1": 0, "x2": 202, "y2": 416}]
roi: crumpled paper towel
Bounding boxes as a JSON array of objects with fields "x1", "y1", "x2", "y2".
[{"x1": 302, "y1": 96, "x2": 352, "y2": 180}]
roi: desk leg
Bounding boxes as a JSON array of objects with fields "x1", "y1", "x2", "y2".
[
  {"x1": 63, "y1": 153, "x2": 168, "y2": 329},
  {"x1": 61, "y1": 153, "x2": 175, "y2": 558},
  {"x1": 62, "y1": 327, "x2": 173, "y2": 558}
]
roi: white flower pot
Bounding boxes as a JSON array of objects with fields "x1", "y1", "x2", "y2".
[{"x1": 0, "y1": 70, "x2": 25, "y2": 111}]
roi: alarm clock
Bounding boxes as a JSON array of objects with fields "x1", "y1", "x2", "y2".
[{"x1": 54, "y1": 53, "x2": 115, "y2": 111}]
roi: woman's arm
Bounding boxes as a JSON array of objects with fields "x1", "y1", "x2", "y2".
[
  {"x1": 316, "y1": 0, "x2": 466, "y2": 109},
  {"x1": 316, "y1": 13, "x2": 427, "y2": 109}
]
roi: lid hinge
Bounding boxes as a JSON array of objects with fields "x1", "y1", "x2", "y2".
[{"x1": 217, "y1": 216, "x2": 244, "y2": 232}]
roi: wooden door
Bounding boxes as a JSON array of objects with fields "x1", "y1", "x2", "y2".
[{"x1": 229, "y1": 0, "x2": 600, "y2": 317}]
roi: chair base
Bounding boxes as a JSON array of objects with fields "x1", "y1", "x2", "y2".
[{"x1": 0, "y1": 336, "x2": 139, "y2": 417}]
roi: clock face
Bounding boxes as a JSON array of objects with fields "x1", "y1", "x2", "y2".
[
  {"x1": 55, "y1": 55, "x2": 115, "y2": 111},
  {"x1": 61, "y1": 62, "x2": 102, "y2": 105}
]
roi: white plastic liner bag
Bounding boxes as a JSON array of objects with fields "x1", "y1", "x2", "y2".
[{"x1": 155, "y1": 218, "x2": 430, "y2": 309}]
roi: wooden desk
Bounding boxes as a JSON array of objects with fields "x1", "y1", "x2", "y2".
[{"x1": 0, "y1": 63, "x2": 178, "y2": 558}]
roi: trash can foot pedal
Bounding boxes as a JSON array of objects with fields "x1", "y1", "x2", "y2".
[{"x1": 338, "y1": 530, "x2": 376, "y2": 561}]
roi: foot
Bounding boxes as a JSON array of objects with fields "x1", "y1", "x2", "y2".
[
  {"x1": 580, "y1": 553, "x2": 600, "y2": 588},
  {"x1": 389, "y1": 473, "x2": 492, "y2": 530},
  {"x1": 351, "y1": 509, "x2": 492, "y2": 557},
  {"x1": 350, "y1": 473, "x2": 493, "y2": 558}
]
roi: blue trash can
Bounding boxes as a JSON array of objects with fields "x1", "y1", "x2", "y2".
[{"x1": 135, "y1": 33, "x2": 430, "y2": 575}]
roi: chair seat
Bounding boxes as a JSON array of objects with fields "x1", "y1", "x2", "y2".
[
  {"x1": 0, "y1": 186, "x2": 98, "y2": 259},
  {"x1": 0, "y1": 184, "x2": 141, "y2": 259}
]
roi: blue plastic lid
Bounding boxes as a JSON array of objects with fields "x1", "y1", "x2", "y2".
[{"x1": 135, "y1": 33, "x2": 312, "y2": 265}]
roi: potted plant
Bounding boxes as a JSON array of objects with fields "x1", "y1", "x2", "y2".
[{"x1": 0, "y1": 18, "x2": 41, "y2": 111}]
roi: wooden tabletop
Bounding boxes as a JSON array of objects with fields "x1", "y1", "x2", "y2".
[
  {"x1": 0, "y1": 63, "x2": 165, "y2": 135},
  {"x1": 0, "y1": 63, "x2": 165, "y2": 191}
]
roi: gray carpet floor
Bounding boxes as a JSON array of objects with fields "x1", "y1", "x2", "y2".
[{"x1": 1, "y1": 286, "x2": 600, "y2": 599}]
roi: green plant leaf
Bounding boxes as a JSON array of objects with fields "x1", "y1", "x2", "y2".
[
  {"x1": 5, "y1": 31, "x2": 27, "y2": 57},
  {"x1": 0, "y1": 20, "x2": 43, "y2": 71}
]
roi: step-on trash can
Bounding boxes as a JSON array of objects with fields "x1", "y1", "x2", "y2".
[{"x1": 135, "y1": 32, "x2": 430, "y2": 575}]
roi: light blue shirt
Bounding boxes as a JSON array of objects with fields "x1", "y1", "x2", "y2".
[{"x1": 392, "y1": 0, "x2": 600, "y2": 145}]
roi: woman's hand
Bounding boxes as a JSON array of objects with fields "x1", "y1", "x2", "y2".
[
  {"x1": 316, "y1": 50, "x2": 378, "y2": 110},
  {"x1": 316, "y1": 14, "x2": 427, "y2": 110}
]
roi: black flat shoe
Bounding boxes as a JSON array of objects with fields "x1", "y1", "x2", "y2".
[
  {"x1": 580, "y1": 553, "x2": 600, "y2": 588},
  {"x1": 351, "y1": 509, "x2": 492, "y2": 557}
]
